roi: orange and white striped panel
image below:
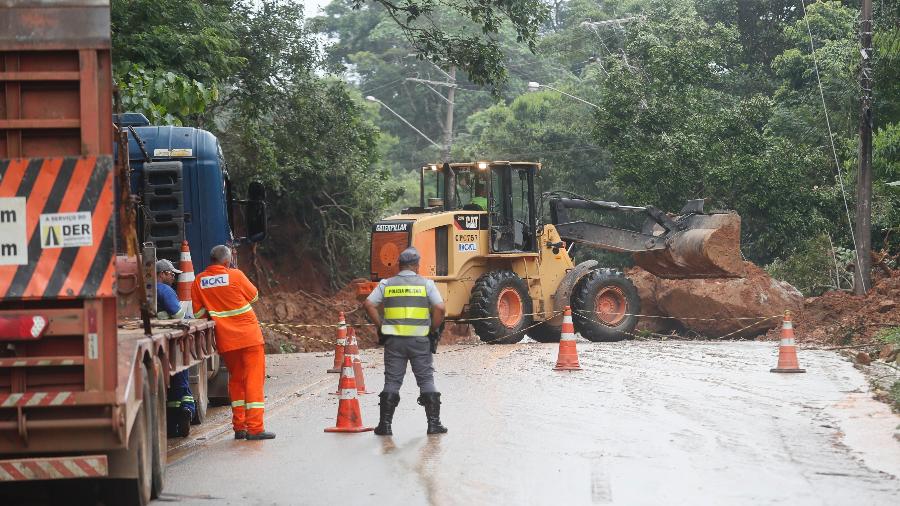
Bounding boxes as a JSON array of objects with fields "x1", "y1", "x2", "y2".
[
  {"x1": 0, "y1": 455, "x2": 108, "y2": 481},
  {"x1": 0, "y1": 156, "x2": 115, "y2": 300},
  {"x1": 0, "y1": 391, "x2": 76, "y2": 407}
]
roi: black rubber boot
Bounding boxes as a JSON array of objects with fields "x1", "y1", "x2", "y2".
[
  {"x1": 417, "y1": 392, "x2": 448, "y2": 435},
  {"x1": 374, "y1": 392, "x2": 400, "y2": 436},
  {"x1": 245, "y1": 431, "x2": 276, "y2": 440},
  {"x1": 176, "y1": 407, "x2": 192, "y2": 437}
]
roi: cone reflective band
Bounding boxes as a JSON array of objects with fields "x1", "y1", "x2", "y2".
[
  {"x1": 327, "y1": 311, "x2": 347, "y2": 373},
  {"x1": 554, "y1": 307, "x2": 582, "y2": 371},
  {"x1": 324, "y1": 355, "x2": 373, "y2": 433},
  {"x1": 770, "y1": 310, "x2": 805, "y2": 373}
]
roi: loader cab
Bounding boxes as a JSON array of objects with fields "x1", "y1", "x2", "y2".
[{"x1": 419, "y1": 161, "x2": 539, "y2": 253}]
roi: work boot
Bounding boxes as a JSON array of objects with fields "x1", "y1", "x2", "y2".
[
  {"x1": 234, "y1": 430, "x2": 248, "y2": 440},
  {"x1": 176, "y1": 407, "x2": 192, "y2": 438},
  {"x1": 245, "y1": 431, "x2": 276, "y2": 440},
  {"x1": 374, "y1": 392, "x2": 400, "y2": 436},
  {"x1": 417, "y1": 392, "x2": 448, "y2": 435},
  {"x1": 166, "y1": 408, "x2": 178, "y2": 437}
]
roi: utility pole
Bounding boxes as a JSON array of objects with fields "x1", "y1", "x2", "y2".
[
  {"x1": 441, "y1": 65, "x2": 456, "y2": 163},
  {"x1": 854, "y1": 0, "x2": 873, "y2": 295}
]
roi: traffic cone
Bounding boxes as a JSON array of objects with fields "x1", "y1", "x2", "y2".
[
  {"x1": 332, "y1": 329, "x2": 370, "y2": 394},
  {"x1": 771, "y1": 310, "x2": 805, "y2": 373},
  {"x1": 324, "y1": 355, "x2": 374, "y2": 433},
  {"x1": 327, "y1": 312, "x2": 347, "y2": 373},
  {"x1": 176, "y1": 240, "x2": 194, "y2": 301},
  {"x1": 553, "y1": 307, "x2": 582, "y2": 371}
]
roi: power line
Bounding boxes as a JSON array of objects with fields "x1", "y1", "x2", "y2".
[{"x1": 800, "y1": 0, "x2": 866, "y2": 292}]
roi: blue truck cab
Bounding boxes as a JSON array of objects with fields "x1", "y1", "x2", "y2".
[{"x1": 115, "y1": 113, "x2": 266, "y2": 270}]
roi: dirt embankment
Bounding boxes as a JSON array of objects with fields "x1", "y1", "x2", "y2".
[
  {"x1": 252, "y1": 281, "x2": 477, "y2": 353},
  {"x1": 762, "y1": 273, "x2": 900, "y2": 346},
  {"x1": 239, "y1": 247, "x2": 474, "y2": 352}
]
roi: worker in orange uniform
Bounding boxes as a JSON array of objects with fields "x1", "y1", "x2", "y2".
[{"x1": 191, "y1": 245, "x2": 275, "y2": 441}]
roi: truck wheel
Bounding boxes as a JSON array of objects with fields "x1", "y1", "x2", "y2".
[
  {"x1": 189, "y1": 359, "x2": 208, "y2": 424},
  {"x1": 571, "y1": 269, "x2": 640, "y2": 342},
  {"x1": 151, "y1": 358, "x2": 167, "y2": 498},
  {"x1": 105, "y1": 365, "x2": 153, "y2": 506},
  {"x1": 527, "y1": 322, "x2": 561, "y2": 343},
  {"x1": 469, "y1": 270, "x2": 533, "y2": 344}
]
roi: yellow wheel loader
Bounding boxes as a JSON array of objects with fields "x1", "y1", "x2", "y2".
[{"x1": 358, "y1": 161, "x2": 744, "y2": 343}]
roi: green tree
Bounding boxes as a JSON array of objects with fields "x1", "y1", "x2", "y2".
[
  {"x1": 590, "y1": 0, "x2": 829, "y2": 263},
  {"x1": 111, "y1": 0, "x2": 242, "y2": 124},
  {"x1": 351, "y1": 0, "x2": 550, "y2": 89}
]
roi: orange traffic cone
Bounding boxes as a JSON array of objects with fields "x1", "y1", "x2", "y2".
[
  {"x1": 176, "y1": 240, "x2": 194, "y2": 301},
  {"x1": 324, "y1": 355, "x2": 374, "y2": 433},
  {"x1": 330, "y1": 329, "x2": 370, "y2": 394},
  {"x1": 771, "y1": 310, "x2": 805, "y2": 373},
  {"x1": 327, "y1": 312, "x2": 347, "y2": 373},
  {"x1": 554, "y1": 307, "x2": 582, "y2": 371}
]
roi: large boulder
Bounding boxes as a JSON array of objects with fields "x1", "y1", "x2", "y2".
[{"x1": 628, "y1": 263, "x2": 803, "y2": 338}]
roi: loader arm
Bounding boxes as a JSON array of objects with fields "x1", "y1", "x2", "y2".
[{"x1": 548, "y1": 197, "x2": 745, "y2": 279}]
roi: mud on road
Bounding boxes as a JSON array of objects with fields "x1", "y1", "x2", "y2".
[{"x1": 161, "y1": 341, "x2": 900, "y2": 505}]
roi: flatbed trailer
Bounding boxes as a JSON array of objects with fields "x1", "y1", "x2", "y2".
[{"x1": 0, "y1": 2, "x2": 217, "y2": 504}]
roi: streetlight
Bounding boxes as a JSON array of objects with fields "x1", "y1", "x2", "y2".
[
  {"x1": 365, "y1": 96, "x2": 442, "y2": 149},
  {"x1": 527, "y1": 82, "x2": 601, "y2": 110}
]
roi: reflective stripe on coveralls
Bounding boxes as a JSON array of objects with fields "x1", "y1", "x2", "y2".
[{"x1": 381, "y1": 279, "x2": 431, "y2": 337}]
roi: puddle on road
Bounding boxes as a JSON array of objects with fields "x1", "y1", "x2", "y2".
[{"x1": 826, "y1": 393, "x2": 900, "y2": 478}]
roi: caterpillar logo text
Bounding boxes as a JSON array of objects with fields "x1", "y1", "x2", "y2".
[
  {"x1": 374, "y1": 222, "x2": 410, "y2": 232},
  {"x1": 200, "y1": 274, "x2": 230, "y2": 289}
]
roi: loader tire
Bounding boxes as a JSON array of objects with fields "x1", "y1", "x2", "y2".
[
  {"x1": 469, "y1": 270, "x2": 533, "y2": 344},
  {"x1": 571, "y1": 269, "x2": 640, "y2": 342},
  {"x1": 527, "y1": 322, "x2": 561, "y2": 343}
]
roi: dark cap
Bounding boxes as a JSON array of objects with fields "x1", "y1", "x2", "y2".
[{"x1": 398, "y1": 247, "x2": 420, "y2": 265}]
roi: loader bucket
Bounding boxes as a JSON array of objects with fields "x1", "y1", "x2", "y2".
[{"x1": 633, "y1": 212, "x2": 745, "y2": 279}]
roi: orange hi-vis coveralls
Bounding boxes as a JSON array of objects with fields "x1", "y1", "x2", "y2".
[{"x1": 191, "y1": 264, "x2": 266, "y2": 435}]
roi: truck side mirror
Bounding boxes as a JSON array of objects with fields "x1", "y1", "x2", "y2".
[
  {"x1": 248, "y1": 181, "x2": 266, "y2": 201},
  {"x1": 246, "y1": 182, "x2": 267, "y2": 243}
]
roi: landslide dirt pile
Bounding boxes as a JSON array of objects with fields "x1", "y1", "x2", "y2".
[
  {"x1": 629, "y1": 262, "x2": 804, "y2": 338},
  {"x1": 254, "y1": 282, "x2": 376, "y2": 353},
  {"x1": 763, "y1": 273, "x2": 900, "y2": 346},
  {"x1": 253, "y1": 280, "x2": 477, "y2": 353}
]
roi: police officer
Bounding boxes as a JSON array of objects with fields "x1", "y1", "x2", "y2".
[{"x1": 363, "y1": 247, "x2": 448, "y2": 436}]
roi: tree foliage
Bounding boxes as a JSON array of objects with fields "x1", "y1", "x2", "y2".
[{"x1": 350, "y1": 0, "x2": 551, "y2": 89}]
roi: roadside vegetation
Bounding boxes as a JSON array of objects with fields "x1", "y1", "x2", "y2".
[{"x1": 112, "y1": 0, "x2": 899, "y2": 292}]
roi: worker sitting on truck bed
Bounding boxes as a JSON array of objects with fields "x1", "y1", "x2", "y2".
[
  {"x1": 191, "y1": 245, "x2": 275, "y2": 441},
  {"x1": 156, "y1": 259, "x2": 197, "y2": 438}
]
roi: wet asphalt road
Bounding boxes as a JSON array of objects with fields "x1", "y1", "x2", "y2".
[{"x1": 160, "y1": 340, "x2": 900, "y2": 505}]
